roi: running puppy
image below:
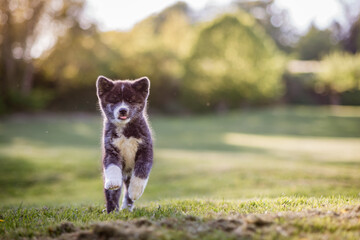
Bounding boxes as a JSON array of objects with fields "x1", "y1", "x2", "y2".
[{"x1": 96, "y1": 76, "x2": 153, "y2": 213}]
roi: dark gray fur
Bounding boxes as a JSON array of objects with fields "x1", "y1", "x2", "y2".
[{"x1": 96, "y1": 76, "x2": 153, "y2": 213}]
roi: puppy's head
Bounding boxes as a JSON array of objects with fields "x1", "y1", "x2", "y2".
[{"x1": 96, "y1": 76, "x2": 150, "y2": 125}]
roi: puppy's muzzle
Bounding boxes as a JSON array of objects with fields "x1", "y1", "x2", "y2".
[{"x1": 118, "y1": 107, "x2": 129, "y2": 120}]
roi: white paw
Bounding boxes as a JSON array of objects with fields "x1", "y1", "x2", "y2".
[
  {"x1": 105, "y1": 178, "x2": 122, "y2": 190},
  {"x1": 128, "y1": 174, "x2": 148, "y2": 201},
  {"x1": 104, "y1": 164, "x2": 122, "y2": 190},
  {"x1": 121, "y1": 200, "x2": 134, "y2": 212}
]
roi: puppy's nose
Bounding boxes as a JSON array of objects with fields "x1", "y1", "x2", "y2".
[{"x1": 119, "y1": 108, "x2": 128, "y2": 116}]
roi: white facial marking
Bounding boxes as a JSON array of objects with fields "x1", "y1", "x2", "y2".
[
  {"x1": 128, "y1": 173, "x2": 148, "y2": 201},
  {"x1": 111, "y1": 101, "x2": 130, "y2": 127},
  {"x1": 113, "y1": 101, "x2": 129, "y2": 119},
  {"x1": 104, "y1": 164, "x2": 122, "y2": 190},
  {"x1": 112, "y1": 136, "x2": 142, "y2": 171}
]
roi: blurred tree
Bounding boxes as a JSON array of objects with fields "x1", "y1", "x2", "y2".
[
  {"x1": 316, "y1": 52, "x2": 360, "y2": 104},
  {"x1": 0, "y1": 0, "x2": 88, "y2": 112},
  {"x1": 39, "y1": 2, "x2": 196, "y2": 112},
  {"x1": 334, "y1": 0, "x2": 360, "y2": 53},
  {"x1": 38, "y1": 24, "x2": 123, "y2": 111},
  {"x1": 182, "y1": 13, "x2": 285, "y2": 111},
  {"x1": 295, "y1": 24, "x2": 338, "y2": 60},
  {"x1": 235, "y1": 0, "x2": 296, "y2": 53},
  {"x1": 40, "y1": 26, "x2": 119, "y2": 89},
  {"x1": 343, "y1": 17, "x2": 360, "y2": 53},
  {"x1": 102, "y1": 2, "x2": 194, "y2": 62},
  {"x1": 99, "y1": 2, "x2": 196, "y2": 111}
]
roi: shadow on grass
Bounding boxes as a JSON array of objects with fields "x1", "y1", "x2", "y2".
[
  {"x1": 1, "y1": 107, "x2": 360, "y2": 151},
  {"x1": 320, "y1": 160, "x2": 360, "y2": 167},
  {"x1": 0, "y1": 116, "x2": 101, "y2": 148},
  {"x1": 0, "y1": 155, "x2": 37, "y2": 195},
  {"x1": 0, "y1": 154, "x2": 62, "y2": 198}
]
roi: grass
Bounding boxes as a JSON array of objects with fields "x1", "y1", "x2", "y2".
[
  {"x1": 1, "y1": 198, "x2": 360, "y2": 239},
  {"x1": 0, "y1": 106, "x2": 360, "y2": 239}
]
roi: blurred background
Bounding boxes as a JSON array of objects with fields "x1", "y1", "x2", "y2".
[{"x1": 0, "y1": 0, "x2": 360, "y2": 207}]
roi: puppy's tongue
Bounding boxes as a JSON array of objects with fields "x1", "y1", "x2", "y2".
[{"x1": 119, "y1": 116, "x2": 128, "y2": 120}]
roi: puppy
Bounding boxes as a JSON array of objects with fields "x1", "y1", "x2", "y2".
[{"x1": 96, "y1": 76, "x2": 153, "y2": 213}]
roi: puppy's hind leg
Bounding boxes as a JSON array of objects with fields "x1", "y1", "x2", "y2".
[{"x1": 121, "y1": 176, "x2": 134, "y2": 211}]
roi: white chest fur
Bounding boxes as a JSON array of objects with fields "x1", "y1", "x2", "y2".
[{"x1": 112, "y1": 135, "x2": 142, "y2": 171}]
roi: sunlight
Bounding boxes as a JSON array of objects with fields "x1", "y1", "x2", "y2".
[
  {"x1": 85, "y1": 0, "x2": 343, "y2": 31},
  {"x1": 223, "y1": 133, "x2": 360, "y2": 161}
]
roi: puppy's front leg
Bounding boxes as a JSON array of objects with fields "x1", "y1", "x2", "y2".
[
  {"x1": 103, "y1": 145, "x2": 123, "y2": 213},
  {"x1": 104, "y1": 163, "x2": 122, "y2": 190},
  {"x1": 128, "y1": 146, "x2": 153, "y2": 203}
]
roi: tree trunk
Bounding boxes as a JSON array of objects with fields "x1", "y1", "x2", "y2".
[
  {"x1": 0, "y1": 0, "x2": 16, "y2": 104},
  {"x1": 21, "y1": 63, "x2": 34, "y2": 96},
  {"x1": 329, "y1": 90, "x2": 340, "y2": 105}
]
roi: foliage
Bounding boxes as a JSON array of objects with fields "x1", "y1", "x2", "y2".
[
  {"x1": 182, "y1": 13, "x2": 285, "y2": 111},
  {"x1": 295, "y1": 24, "x2": 338, "y2": 60},
  {"x1": 235, "y1": 0, "x2": 296, "y2": 53},
  {"x1": 1, "y1": 1, "x2": 290, "y2": 113},
  {"x1": 40, "y1": 27, "x2": 120, "y2": 88},
  {"x1": 101, "y1": 2, "x2": 195, "y2": 111},
  {"x1": 336, "y1": 0, "x2": 360, "y2": 53},
  {"x1": 341, "y1": 89, "x2": 360, "y2": 105},
  {"x1": 41, "y1": 2, "x2": 195, "y2": 112},
  {"x1": 36, "y1": 2, "x2": 289, "y2": 112},
  {"x1": 316, "y1": 52, "x2": 360, "y2": 104},
  {"x1": 343, "y1": 16, "x2": 360, "y2": 53},
  {"x1": 0, "y1": 0, "x2": 88, "y2": 113}
]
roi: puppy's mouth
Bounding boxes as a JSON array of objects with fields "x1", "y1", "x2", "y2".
[{"x1": 118, "y1": 116, "x2": 128, "y2": 120}]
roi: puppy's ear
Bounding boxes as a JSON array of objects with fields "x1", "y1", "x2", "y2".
[
  {"x1": 132, "y1": 77, "x2": 150, "y2": 97},
  {"x1": 96, "y1": 76, "x2": 114, "y2": 97}
]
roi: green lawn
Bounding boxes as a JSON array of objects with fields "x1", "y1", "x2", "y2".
[{"x1": 1, "y1": 106, "x2": 360, "y2": 239}]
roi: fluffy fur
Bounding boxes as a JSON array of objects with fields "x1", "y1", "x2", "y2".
[
  {"x1": 104, "y1": 164, "x2": 122, "y2": 190},
  {"x1": 128, "y1": 173, "x2": 149, "y2": 201},
  {"x1": 96, "y1": 75, "x2": 153, "y2": 213}
]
